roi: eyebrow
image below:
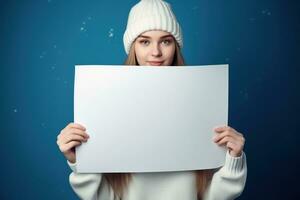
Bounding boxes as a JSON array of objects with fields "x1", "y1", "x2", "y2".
[{"x1": 137, "y1": 34, "x2": 173, "y2": 39}]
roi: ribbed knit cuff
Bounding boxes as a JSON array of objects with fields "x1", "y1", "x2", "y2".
[
  {"x1": 67, "y1": 160, "x2": 77, "y2": 173},
  {"x1": 223, "y1": 150, "x2": 246, "y2": 174}
]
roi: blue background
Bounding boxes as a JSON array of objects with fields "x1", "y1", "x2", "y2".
[{"x1": 1, "y1": 0, "x2": 299, "y2": 199}]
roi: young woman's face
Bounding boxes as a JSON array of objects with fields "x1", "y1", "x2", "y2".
[{"x1": 134, "y1": 30, "x2": 176, "y2": 66}]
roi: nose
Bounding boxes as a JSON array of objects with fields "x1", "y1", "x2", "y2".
[{"x1": 151, "y1": 43, "x2": 162, "y2": 57}]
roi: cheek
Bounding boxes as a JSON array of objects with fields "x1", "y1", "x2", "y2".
[
  {"x1": 165, "y1": 47, "x2": 176, "y2": 64},
  {"x1": 136, "y1": 53, "x2": 146, "y2": 65},
  {"x1": 135, "y1": 47, "x2": 147, "y2": 64}
]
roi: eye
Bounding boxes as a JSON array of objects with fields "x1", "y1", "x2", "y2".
[
  {"x1": 139, "y1": 40, "x2": 150, "y2": 46},
  {"x1": 162, "y1": 39, "x2": 173, "y2": 45}
]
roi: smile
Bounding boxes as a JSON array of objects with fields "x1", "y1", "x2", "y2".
[{"x1": 148, "y1": 61, "x2": 164, "y2": 66}]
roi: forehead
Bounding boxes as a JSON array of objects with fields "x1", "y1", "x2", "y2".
[{"x1": 138, "y1": 30, "x2": 173, "y2": 39}]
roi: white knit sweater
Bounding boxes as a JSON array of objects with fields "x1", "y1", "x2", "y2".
[{"x1": 68, "y1": 150, "x2": 247, "y2": 200}]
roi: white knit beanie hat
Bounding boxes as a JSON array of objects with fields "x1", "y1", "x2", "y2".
[{"x1": 123, "y1": 0, "x2": 183, "y2": 54}]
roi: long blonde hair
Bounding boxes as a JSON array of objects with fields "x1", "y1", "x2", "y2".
[{"x1": 103, "y1": 40, "x2": 215, "y2": 200}]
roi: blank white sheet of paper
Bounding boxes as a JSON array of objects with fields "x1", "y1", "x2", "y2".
[{"x1": 74, "y1": 64, "x2": 228, "y2": 173}]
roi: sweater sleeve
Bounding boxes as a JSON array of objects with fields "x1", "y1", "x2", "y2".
[
  {"x1": 67, "y1": 161, "x2": 103, "y2": 200},
  {"x1": 203, "y1": 150, "x2": 247, "y2": 200}
]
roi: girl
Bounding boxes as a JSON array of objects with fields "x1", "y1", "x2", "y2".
[{"x1": 57, "y1": 0, "x2": 247, "y2": 199}]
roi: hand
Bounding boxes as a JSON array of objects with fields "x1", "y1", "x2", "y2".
[
  {"x1": 56, "y1": 122, "x2": 90, "y2": 163},
  {"x1": 212, "y1": 125, "x2": 245, "y2": 157}
]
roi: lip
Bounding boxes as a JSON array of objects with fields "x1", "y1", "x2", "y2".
[{"x1": 148, "y1": 61, "x2": 164, "y2": 66}]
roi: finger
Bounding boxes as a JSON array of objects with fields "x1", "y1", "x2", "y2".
[
  {"x1": 67, "y1": 122, "x2": 86, "y2": 131},
  {"x1": 60, "y1": 141, "x2": 82, "y2": 153},
  {"x1": 66, "y1": 128, "x2": 89, "y2": 138},
  {"x1": 62, "y1": 134, "x2": 88, "y2": 145},
  {"x1": 58, "y1": 130, "x2": 89, "y2": 146},
  {"x1": 213, "y1": 130, "x2": 241, "y2": 143},
  {"x1": 216, "y1": 136, "x2": 244, "y2": 154},
  {"x1": 59, "y1": 123, "x2": 85, "y2": 138},
  {"x1": 215, "y1": 135, "x2": 238, "y2": 146},
  {"x1": 213, "y1": 125, "x2": 235, "y2": 133},
  {"x1": 213, "y1": 126, "x2": 244, "y2": 142}
]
